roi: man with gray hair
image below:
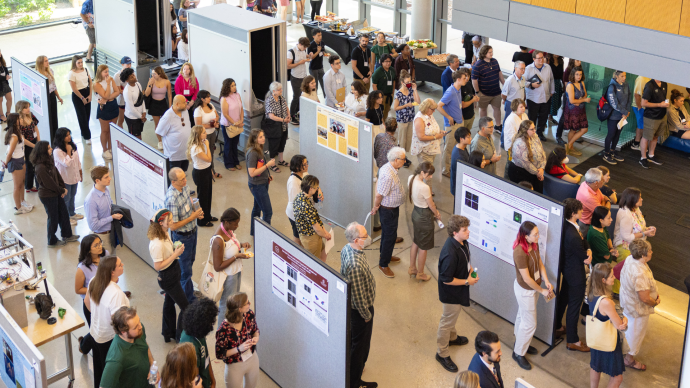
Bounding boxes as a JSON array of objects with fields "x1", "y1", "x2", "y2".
[
  {"x1": 441, "y1": 54, "x2": 461, "y2": 93},
  {"x1": 165, "y1": 167, "x2": 204, "y2": 302},
  {"x1": 471, "y1": 36, "x2": 484, "y2": 65},
  {"x1": 370, "y1": 146, "x2": 406, "y2": 278},
  {"x1": 340, "y1": 222, "x2": 377, "y2": 388},
  {"x1": 469, "y1": 117, "x2": 501, "y2": 176},
  {"x1": 575, "y1": 167, "x2": 610, "y2": 236}
]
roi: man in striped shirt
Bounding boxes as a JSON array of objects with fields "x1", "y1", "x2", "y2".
[
  {"x1": 472, "y1": 45, "x2": 505, "y2": 133},
  {"x1": 341, "y1": 222, "x2": 377, "y2": 388}
]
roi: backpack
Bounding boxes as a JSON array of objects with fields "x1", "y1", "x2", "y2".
[
  {"x1": 287, "y1": 49, "x2": 295, "y2": 81},
  {"x1": 596, "y1": 84, "x2": 615, "y2": 122}
]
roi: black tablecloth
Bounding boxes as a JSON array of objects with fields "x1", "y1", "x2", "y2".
[
  {"x1": 414, "y1": 59, "x2": 446, "y2": 86},
  {"x1": 303, "y1": 23, "x2": 359, "y2": 65}
]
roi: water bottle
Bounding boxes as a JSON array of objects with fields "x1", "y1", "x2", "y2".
[
  {"x1": 471, "y1": 268, "x2": 478, "y2": 278},
  {"x1": 148, "y1": 361, "x2": 158, "y2": 385},
  {"x1": 436, "y1": 219, "x2": 444, "y2": 229}
]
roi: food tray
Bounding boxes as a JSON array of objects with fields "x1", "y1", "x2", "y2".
[
  {"x1": 356, "y1": 26, "x2": 380, "y2": 35},
  {"x1": 428, "y1": 53, "x2": 451, "y2": 67}
]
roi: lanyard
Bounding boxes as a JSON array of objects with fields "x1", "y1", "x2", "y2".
[
  {"x1": 359, "y1": 46, "x2": 369, "y2": 62},
  {"x1": 220, "y1": 224, "x2": 241, "y2": 250}
]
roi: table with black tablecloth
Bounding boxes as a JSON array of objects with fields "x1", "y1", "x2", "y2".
[
  {"x1": 414, "y1": 59, "x2": 447, "y2": 86},
  {"x1": 303, "y1": 23, "x2": 359, "y2": 64}
]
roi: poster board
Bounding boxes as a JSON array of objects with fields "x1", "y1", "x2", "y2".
[
  {"x1": 678, "y1": 275, "x2": 690, "y2": 387},
  {"x1": 0, "y1": 304, "x2": 47, "y2": 388},
  {"x1": 454, "y1": 162, "x2": 564, "y2": 345},
  {"x1": 299, "y1": 98, "x2": 374, "y2": 235},
  {"x1": 110, "y1": 123, "x2": 169, "y2": 268},
  {"x1": 10, "y1": 58, "x2": 51, "y2": 142},
  {"x1": 254, "y1": 219, "x2": 350, "y2": 388}
]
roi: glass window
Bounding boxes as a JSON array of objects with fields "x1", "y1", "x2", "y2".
[
  {"x1": 0, "y1": 0, "x2": 83, "y2": 32},
  {"x1": 1, "y1": 23, "x2": 89, "y2": 63},
  {"x1": 369, "y1": 5, "x2": 393, "y2": 32},
  {"x1": 339, "y1": 0, "x2": 359, "y2": 21}
]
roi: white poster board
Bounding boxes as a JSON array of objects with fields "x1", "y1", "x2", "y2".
[
  {"x1": 0, "y1": 305, "x2": 46, "y2": 388},
  {"x1": 114, "y1": 140, "x2": 166, "y2": 221},
  {"x1": 10, "y1": 58, "x2": 50, "y2": 143}
]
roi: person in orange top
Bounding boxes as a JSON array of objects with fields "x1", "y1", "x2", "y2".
[{"x1": 575, "y1": 168, "x2": 610, "y2": 237}]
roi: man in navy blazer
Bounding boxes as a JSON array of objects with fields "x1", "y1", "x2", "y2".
[{"x1": 468, "y1": 331, "x2": 504, "y2": 388}]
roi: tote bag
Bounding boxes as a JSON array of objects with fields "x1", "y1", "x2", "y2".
[
  {"x1": 199, "y1": 235, "x2": 227, "y2": 302},
  {"x1": 585, "y1": 296, "x2": 618, "y2": 352}
]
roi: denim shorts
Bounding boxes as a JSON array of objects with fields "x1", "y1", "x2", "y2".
[{"x1": 7, "y1": 157, "x2": 25, "y2": 173}]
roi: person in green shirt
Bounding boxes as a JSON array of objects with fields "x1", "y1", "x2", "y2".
[
  {"x1": 371, "y1": 54, "x2": 397, "y2": 121},
  {"x1": 586, "y1": 206, "x2": 619, "y2": 266},
  {"x1": 371, "y1": 32, "x2": 398, "y2": 70},
  {"x1": 180, "y1": 297, "x2": 219, "y2": 388},
  {"x1": 100, "y1": 307, "x2": 158, "y2": 388}
]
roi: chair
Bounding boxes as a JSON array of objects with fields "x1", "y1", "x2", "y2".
[
  {"x1": 607, "y1": 205, "x2": 619, "y2": 238},
  {"x1": 542, "y1": 173, "x2": 579, "y2": 203}
]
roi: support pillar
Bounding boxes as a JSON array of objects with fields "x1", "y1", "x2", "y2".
[{"x1": 410, "y1": 0, "x2": 432, "y2": 40}]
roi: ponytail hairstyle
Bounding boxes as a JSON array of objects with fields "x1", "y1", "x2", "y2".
[
  {"x1": 191, "y1": 89, "x2": 212, "y2": 115},
  {"x1": 88, "y1": 256, "x2": 119, "y2": 305},
  {"x1": 587, "y1": 263, "x2": 613, "y2": 303},
  {"x1": 511, "y1": 120, "x2": 535, "y2": 163},
  {"x1": 670, "y1": 89, "x2": 685, "y2": 105},
  {"x1": 545, "y1": 146, "x2": 566, "y2": 174},
  {"x1": 512, "y1": 221, "x2": 537, "y2": 254},
  {"x1": 408, "y1": 161, "x2": 435, "y2": 203},
  {"x1": 186, "y1": 125, "x2": 206, "y2": 161},
  {"x1": 224, "y1": 292, "x2": 249, "y2": 323}
]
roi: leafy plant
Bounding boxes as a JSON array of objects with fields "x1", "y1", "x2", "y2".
[
  {"x1": 17, "y1": 14, "x2": 34, "y2": 26},
  {"x1": 0, "y1": 4, "x2": 11, "y2": 18},
  {"x1": 38, "y1": 7, "x2": 52, "y2": 20}
]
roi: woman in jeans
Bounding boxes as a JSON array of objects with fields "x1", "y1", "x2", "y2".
[
  {"x1": 36, "y1": 55, "x2": 64, "y2": 138},
  {"x1": 75, "y1": 234, "x2": 107, "y2": 355},
  {"x1": 220, "y1": 78, "x2": 244, "y2": 171},
  {"x1": 187, "y1": 125, "x2": 215, "y2": 227},
  {"x1": 3, "y1": 114, "x2": 33, "y2": 214},
  {"x1": 148, "y1": 209, "x2": 189, "y2": 343},
  {"x1": 144, "y1": 66, "x2": 172, "y2": 150},
  {"x1": 245, "y1": 129, "x2": 275, "y2": 236},
  {"x1": 193, "y1": 90, "x2": 221, "y2": 179},
  {"x1": 93, "y1": 64, "x2": 121, "y2": 159},
  {"x1": 603, "y1": 71, "x2": 631, "y2": 165},
  {"x1": 52, "y1": 127, "x2": 83, "y2": 226},
  {"x1": 212, "y1": 208, "x2": 252, "y2": 325},
  {"x1": 407, "y1": 162, "x2": 439, "y2": 282},
  {"x1": 84, "y1": 255, "x2": 129, "y2": 388},
  {"x1": 68, "y1": 55, "x2": 93, "y2": 143},
  {"x1": 16, "y1": 101, "x2": 40, "y2": 192},
  {"x1": 31, "y1": 141, "x2": 80, "y2": 247},
  {"x1": 263, "y1": 82, "x2": 290, "y2": 172},
  {"x1": 215, "y1": 292, "x2": 260, "y2": 388}
]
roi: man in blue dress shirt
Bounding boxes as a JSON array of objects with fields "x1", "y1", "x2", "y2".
[
  {"x1": 84, "y1": 166, "x2": 123, "y2": 252},
  {"x1": 441, "y1": 54, "x2": 461, "y2": 94}
]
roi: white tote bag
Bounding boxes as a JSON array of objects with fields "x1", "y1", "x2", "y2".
[{"x1": 199, "y1": 236, "x2": 227, "y2": 302}]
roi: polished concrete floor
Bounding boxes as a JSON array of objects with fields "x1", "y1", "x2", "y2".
[{"x1": 0, "y1": 26, "x2": 686, "y2": 388}]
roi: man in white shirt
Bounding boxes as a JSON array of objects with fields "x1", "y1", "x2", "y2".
[
  {"x1": 523, "y1": 51, "x2": 555, "y2": 142},
  {"x1": 500, "y1": 61, "x2": 526, "y2": 148},
  {"x1": 287, "y1": 37, "x2": 311, "y2": 126},
  {"x1": 323, "y1": 55, "x2": 347, "y2": 108},
  {"x1": 156, "y1": 95, "x2": 192, "y2": 175},
  {"x1": 114, "y1": 57, "x2": 132, "y2": 128}
]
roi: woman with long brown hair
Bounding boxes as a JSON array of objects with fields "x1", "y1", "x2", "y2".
[
  {"x1": 68, "y1": 55, "x2": 93, "y2": 143},
  {"x1": 160, "y1": 343, "x2": 203, "y2": 388},
  {"x1": 407, "y1": 161, "x2": 440, "y2": 281},
  {"x1": 507, "y1": 120, "x2": 546, "y2": 193},
  {"x1": 15, "y1": 100, "x2": 41, "y2": 193},
  {"x1": 220, "y1": 78, "x2": 243, "y2": 171},
  {"x1": 187, "y1": 125, "x2": 214, "y2": 226},
  {"x1": 3, "y1": 113, "x2": 32, "y2": 214},
  {"x1": 93, "y1": 64, "x2": 121, "y2": 159},
  {"x1": 145, "y1": 66, "x2": 172, "y2": 149},
  {"x1": 192, "y1": 90, "x2": 221, "y2": 179},
  {"x1": 215, "y1": 292, "x2": 260, "y2": 388},
  {"x1": 245, "y1": 129, "x2": 275, "y2": 236},
  {"x1": 300, "y1": 75, "x2": 319, "y2": 103},
  {"x1": 84, "y1": 255, "x2": 129, "y2": 388},
  {"x1": 563, "y1": 66, "x2": 590, "y2": 156},
  {"x1": 36, "y1": 55, "x2": 64, "y2": 138}
]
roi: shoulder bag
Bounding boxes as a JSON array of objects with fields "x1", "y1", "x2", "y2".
[
  {"x1": 585, "y1": 296, "x2": 617, "y2": 352},
  {"x1": 224, "y1": 97, "x2": 244, "y2": 138},
  {"x1": 199, "y1": 235, "x2": 228, "y2": 302}
]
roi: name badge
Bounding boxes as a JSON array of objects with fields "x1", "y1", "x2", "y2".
[
  {"x1": 184, "y1": 89, "x2": 190, "y2": 95},
  {"x1": 534, "y1": 270, "x2": 541, "y2": 283},
  {"x1": 364, "y1": 61, "x2": 369, "y2": 67},
  {"x1": 240, "y1": 348, "x2": 253, "y2": 362},
  {"x1": 319, "y1": 52, "x2": 323, "y2": 57},
  {"x1": 387, "y1": 81, "x2": 392, "y2": 86},
  {"x1": 204, "y1": 356, "x2": 210, "y2": 368},
  {"x1": 336, "y1": 79, "x2": 342, "y2": 84},
  {"x1": 185, "y1": 203, "x2": 190, "y2": 212}
]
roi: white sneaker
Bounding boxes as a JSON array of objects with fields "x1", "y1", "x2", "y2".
[
  {"x1": 70, "y1": 219, "x2": 78, "y2": 226},
  {"x1": 102, "y1": 150, "x2": 113, "y2": 160},
  {"x1": 72, "y1": 214, "x2": 84, "y2": 220},
  {"x1": 21, "y1": 201, "x2": 33, "y2": 210},
  {"x1": 157, "y1": 142, "x2": 163, "y2": 150},
  {"x1": 85, "y1": 139, "x2": 92, "y2": 145},
  {"x1": 14, "y1": 206, "x2": 31, "y2": 215}
]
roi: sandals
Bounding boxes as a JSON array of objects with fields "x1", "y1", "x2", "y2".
[
  {"x1": 213, "y1": 172, "x2": 223, "y2": 178},
  {"x1": 624, "y1": 358, "x2": 646, "y2": 371},
  {"x1": 416, "y1": 273, "x2": 431, "y2": 282},
  {"x1": 408, "y1": 267, "x2": 418, "y2": 277},
  {"x1": 270, "y1": 166, "x2": 281, "y2": 173},
  {"x1": 277, "y1": 160, "x2": 289, "y2": 167},
  {"x1": 0, "y1": 115, "x2": 6, "y2": 123},
  {"x1": 236, "y1": 165, "x2": 242, "y2": 170}
]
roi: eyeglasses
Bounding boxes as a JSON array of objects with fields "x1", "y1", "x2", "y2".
[
  {"x1": 181, "y1": 117, "x2": 185, "y2": 127},
  {"x1": 92, "y1": 243, "x2": 102, "y2": 248},
  {"x1": 535, "y1": 56, "x2": 544, "y2": 60}
]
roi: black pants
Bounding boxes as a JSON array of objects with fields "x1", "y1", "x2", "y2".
[
  {"x1": 39, "y1": 196, "x2": 73, "y2": 245},
  {"x1": 167, "y1": 160, "x2": 190, "y2": 187},
  {"x1": 310, "y1": 0, "x2": 322, "y2": 21},
  {"x1": 267, "y1": 131, "x2": 288, "y2": 158},
  {"x1": 157, "y1": 260, "x2": 189, "y2": 341},
  {"x1": 378, "y1": 206, "x2": 399, "y2": 268},
  {"x1": 192, "y1": 166, "x2": 213, "y2": 225},
  {"x1": 507, "y1": 162, "x2": 543, "y2": 193},
  {"x1": 556, "y1": 276, "x2": 585, "y2": 344},
  {"x1": 527, "y1": 98, "x2": 551, "y2": 135},
  {"x1": 48, "y1": 91, "x2": 58, "y2": 141},
  {"x1": 290, "y1": 76, "x2": 303, "y2": 118},
  {"x1": 555, "y1": 92, "x2": 568, "y2": 139},
  {"x1": 92, "y1": 339, "x2": 112, "y2": 388},
  {"x1": 604, "y1": 118, "x2": 622, "y2": 154},
  {"x1": 350, "y1": 306, "x2": 374, "y2": 388},
  {"x1": 24, "y1": 151, "x2": 39, "y2": 190},
  {"x1": 80, "y1": 301, "x2": 95, "y2": 355},
  {"x1": 464, "y1": 46, "x2": 473, "y2": 64},
  {"x1": 72, "y1": 88, "x2": 92, "y2": 140}
]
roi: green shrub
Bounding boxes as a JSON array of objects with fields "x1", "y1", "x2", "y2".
[
  {"x1": 0, "y1": 4, "x2": 11, "y2": 18},
  {"x1": 17, "y1": 14, "x2": 34, "y2": 25}
]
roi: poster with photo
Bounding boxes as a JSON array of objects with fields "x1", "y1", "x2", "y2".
[
  {"x1": 316, "y1": 105, "x2": 359, "y2": 162},
  {"x1": 31, "y1": 80, "x2": 43, "y2": 116}
]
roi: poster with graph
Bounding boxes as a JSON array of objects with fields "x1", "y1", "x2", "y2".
[
  {"x1": 316, "y1": 105, "x2": 359, "y2": 161},
  {"x1": 115, "y1": 141, "x2": 166, "y2": 220}
]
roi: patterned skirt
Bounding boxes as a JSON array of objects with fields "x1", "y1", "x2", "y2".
[{"x1": 563, "y1": 104, "x2": 588, "y2": 131}]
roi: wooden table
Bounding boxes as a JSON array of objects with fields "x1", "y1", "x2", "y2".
[{"x1": 22, "y1": 280, "x2": 85, "y2": 385}]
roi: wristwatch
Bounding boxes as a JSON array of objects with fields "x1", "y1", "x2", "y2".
[{"x1": 464, "y1": 279, "x2": 469, "y2": 286}]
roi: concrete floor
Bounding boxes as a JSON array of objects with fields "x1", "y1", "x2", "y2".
[{"x1": 0, "y1": 22, "x2": 686, "y2": 388}]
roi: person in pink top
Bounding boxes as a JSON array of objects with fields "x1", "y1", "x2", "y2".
[
  {"x1": 576, "y1": 167, "x2": 610, "y2": 236},
  {"x1": 219, "y1": 78, "x2": 244, "y2": 171},
  {"x1": 52, "y1": 127, "x2": 83, "y2": 226},
  {"x1": 174, "y1": 62, "x2": 199, "y2": 121}
]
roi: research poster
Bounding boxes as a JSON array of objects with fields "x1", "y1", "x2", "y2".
[
  {"x1": 18, "y1": 71, "x2": 43, "y2": 116},
  {"x1": 460, "y1": 173, "x2": 549, "y2": 265},
  {"x1": 271, "y1": 241, "x2": 329, "y2": 336},
  {"x1": 316, "y1": 105, "x2": 359, "y2": 161},
  {"x1": 115, "y1": 141, "x2": 166, "y2": 220},
  {"x1": 0, "y1": 325, "x2": 35, "y2": 388}
]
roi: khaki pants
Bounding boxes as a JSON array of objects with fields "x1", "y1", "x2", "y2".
[
  {"x1": 436, "y1": 303, "x2": 463, "y2": 357},
  {"x1": 463, "y1": 115, "x2": 476, "y2": 133},
  {"x1": 224, "y1": 351, "x2": 260, "y2": 388},
  {"x1": 382, "y1": 98, "x2": 392, "y2": 122},
  {"x1": 372, "y1": 125, "x2": 384, "y2": 136},
  {"x1": 397, "y1": 121, "x2": 413, "y2": 152},
  {"x1": 416, "y1": 152, "x2": 435, "y2": 165},
  {"x1": 442, "y1": 123, "x2": 463, "y2": 174},
  {"x1": 300, "y1": 233, "x2": 324, "y2": 257}
]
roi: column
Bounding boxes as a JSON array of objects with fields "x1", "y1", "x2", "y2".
[{"x1": 410, "y1": 0, "x2": 433, "y2": 40}]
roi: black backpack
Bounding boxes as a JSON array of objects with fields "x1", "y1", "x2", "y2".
[{"x1": 287, "y1": 49, "x2": 295, "y2": 81}]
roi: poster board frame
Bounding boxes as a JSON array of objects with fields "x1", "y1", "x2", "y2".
[{"x1": 10, "y1": 57, "x2": 52, "y2": 142}]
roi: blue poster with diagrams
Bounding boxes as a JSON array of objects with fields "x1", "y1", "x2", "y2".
[{"x1": 0, "y1": 327, "x2": 35, "y2": 388}]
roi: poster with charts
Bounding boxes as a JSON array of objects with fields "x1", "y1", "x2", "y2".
[
  {"x1": 316, "y1": 105, "x2": 359, "y2": 161},
  {"x1": 460, "y1": 173, "x2": 549, "y2": 266},
  {"x1": 18, "y1": 71, "x2": 43, "y2": 116},
  {"x1": 115, "y1": 141, "x2": 166, "y2": 220},
  {"x1": 271, "y1": 241, "x2": 329, "y2": 336}
]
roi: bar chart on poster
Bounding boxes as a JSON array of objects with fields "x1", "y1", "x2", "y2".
[
  {"x1": 460, "y1": 173, "x2": 550, "y2": 266},
  {"x1": 115, "y1": 141, "x2": 166, "y2": 220}
]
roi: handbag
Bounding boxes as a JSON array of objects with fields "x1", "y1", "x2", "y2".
[
  {"x1": 198, "y1": 236, "x2": 228, "y2": 303},
  {"x1": 585, "y1": 296, "x2": 617, "y2": 352},
  {"x1": 133, "y1": 84, "x2": 145, "y2": 107},
  {"x1": 225, "y1": 124, "x2": 243, "y2": 138}
]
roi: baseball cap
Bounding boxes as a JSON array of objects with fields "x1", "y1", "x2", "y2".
[{"x1": 120, "y1": 56, "x2": 133, "y2": 65}]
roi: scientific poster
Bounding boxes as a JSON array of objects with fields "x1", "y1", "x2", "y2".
[
  {"x1": 0, "y1": 327, "x2": 35, "y2": 388},
  {"x1": 460, "y1": 173, "x2": 549, "y2": 265},
  {"x1": 31, "y1": 80, "x2": 42, "y2": 116},
  {"x1": 18, "y1": 71, "x2": 43, "y2": 116},
  {"x1": 316, "y1": 105, "x2": 359, "y2": 162},
  {"x1": 115, "y1": 141, "x2": 166, "y2": 220},
  {"x1": 271, "y1": 241, "x2": 329, "y2": 335}
]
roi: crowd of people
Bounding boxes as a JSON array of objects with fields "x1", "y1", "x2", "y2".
[{"x1": 0, "y1": 13, "x2": 679, "y2": 387}]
